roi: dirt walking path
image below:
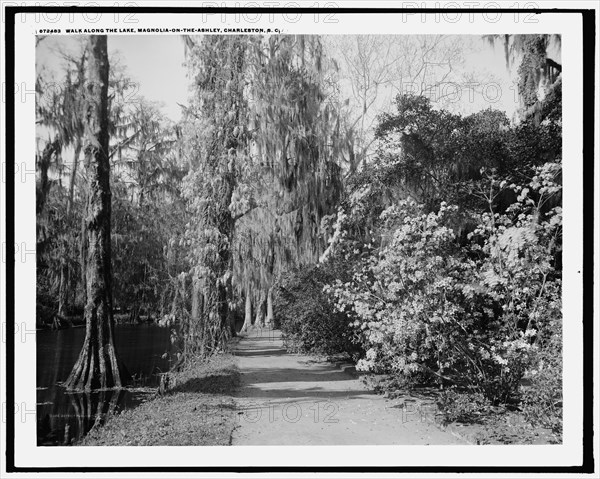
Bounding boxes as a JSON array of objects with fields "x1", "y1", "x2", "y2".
[{"x1": 231, "y1": 329, "x2": 465, "y2": 445}]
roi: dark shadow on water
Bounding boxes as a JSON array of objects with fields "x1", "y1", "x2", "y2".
[
  {"x1": 37, "y1": 388, "x2": 134, "y2": 446},
  {"x1": 37, "y1": 324, "x2": 174, "y2": 446}
]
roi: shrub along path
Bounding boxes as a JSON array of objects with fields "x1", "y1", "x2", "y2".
[{"x1": 232, "y1": 329, "x2": 465, "y2": 445}]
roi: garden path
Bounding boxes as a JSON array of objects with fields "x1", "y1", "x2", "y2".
[{"x1": 231, "y1": 329, "x2": 465, "y2": 445}]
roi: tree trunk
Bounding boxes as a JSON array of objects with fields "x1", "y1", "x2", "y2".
[
  {"x1": 265, "y1": 286, "x2": 274, "y2": 328},
  {"x1": 190, "y1": 276, "x2": 204, "y2": 353},
  {"x1": 80, "y1": 215, "x2": 87, "y2": 304},
  {"x1": 57, "y1": 261, "x2": 69, "y2": 319},
  {"x1": 67, "y1": 139, "x2": 82, "y2": 217},
  {"x1": 241, "y1": 288, "x2": 252, "y2": 332},
  {"x1": 65, "y1": 36, "x2": 124, "y2": 391},
  {"x1": 191, "y1": 277, "x2": 201, "y2": 320},
  {"x1": 255, "y1": 290, "x2": 266, "y2": 328},
  {"x1": 218, "y1": 281, "x2": 232, "y2": 339},
  {"x1": 225, "y1": 274, "x2": 236, "y2": 337}
]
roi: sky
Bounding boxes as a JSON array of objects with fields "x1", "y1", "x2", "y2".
[
  {"x1": 36, "y1": 34, "x2": 519, "y2": 126},
  {"x1": 108, "y1": 35, "x2": 189, "y2": 121},
  {"x1": 36, "y1": 35, "x2": 189, "y2": 122},
  {"x1": 455, "y1": 39, "x2": 519, "y2": 117}
]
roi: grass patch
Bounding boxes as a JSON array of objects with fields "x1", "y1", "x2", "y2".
[{"x1": 79, "y1": 354, "x2": 240, "y2": 446}]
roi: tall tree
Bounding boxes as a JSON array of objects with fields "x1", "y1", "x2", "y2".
[
  {"x1": 65, "y1": 36, "x2": 123, "y2": 391},
  {"x1": 234, "y1": 36, "x2": 346, "y2": 328},
  {"x1": 178, "y1": 35, "x2": 347, "y2": 355},
  {"x1": 179, "y1": 35, "x2": 250, "y2": 358}
]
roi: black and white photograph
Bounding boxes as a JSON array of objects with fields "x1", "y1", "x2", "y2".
[{"x1": 1, "y1": 2, "x2": 597, "y2": 476}]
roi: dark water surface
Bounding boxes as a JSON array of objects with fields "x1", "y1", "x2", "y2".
[{"x1": 36, "y1": 324, "x2": 173, "y2": 446}]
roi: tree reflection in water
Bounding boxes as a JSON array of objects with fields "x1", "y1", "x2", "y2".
[{"x1": 37, "y1": 388, "x2": 126, "y2": 446}]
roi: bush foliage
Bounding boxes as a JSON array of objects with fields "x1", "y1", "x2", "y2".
[
  {"x1": 326, "y1": 163, "x2": 561, "y2": 403},
  {"x1": 277, "y1": 89, "x2": 563, "y2": 434},
  {"x1": 273, "y1": 264, "x2": 358, "y2": 357}
]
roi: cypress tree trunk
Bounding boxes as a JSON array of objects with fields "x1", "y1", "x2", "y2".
[
  {"x1": 67, "y1": 139, "x2": 82, "y2": 216},
  {"x1": 190, "y1": 276, "x2": 205, "y2": 354},
  {"x1": 191, "y1": 278, "x2": 201, "y2": 320},
  {"x1": 79, "y1": 216, "x2": 87, "y2": 304},
  {"x1": 265, "y1": 287, "x2": 274, "y2": 328},
  {"x1": 241, "y1": 288, "x2": 252, "y2": 332},
  {"x1": 57, "y1": 261, "x2": 69, "y2": 319},
  {"x1": 65, "y1": 36, "x2": 123, "y2": 391},
  {"x1": 255, "y1": 290, "x2": 266, "y2": 328}
]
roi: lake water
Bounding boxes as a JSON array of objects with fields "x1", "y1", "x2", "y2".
[{"x1": 36, "y1": 323, "x2": 174, "y2": 446}]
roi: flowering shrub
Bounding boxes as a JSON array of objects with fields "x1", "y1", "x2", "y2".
[{"x1": 325, "y1": 161, "x2": 562, "y2": 408}]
